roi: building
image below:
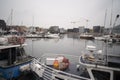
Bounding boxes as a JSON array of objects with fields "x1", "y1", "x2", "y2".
[
  {"x1": 78, "y1": 26, "x2": 84, "y2": 33},
  {"x1": 0, "y1": 19, "x2": 7, "y2": 30},
  {"x1": 73, "y1": 28, "x2": 79, "y2": 33},
  {"x1": 49, "y1": 26, "x2": 59, "y2": 33},
  {"x1": 113, "y1": 25, "x2": 120, "y2": 34},
  {"x1": 93, "y1": 26, "x2": 100, "y2": 33},
  {"x1": 84, "y1": 28, "x2": 90, "y2": 33},
  {"x1": 67, "y1": 29, "x2": 73, "y2": 32},
  {"x1": 59, "y1": 28, "x2": 66, "y2": 34}
]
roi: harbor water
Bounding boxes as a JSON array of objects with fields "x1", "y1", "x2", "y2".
[{"x1": 25, "y1": 34, "x2": 120, "y2": 60}]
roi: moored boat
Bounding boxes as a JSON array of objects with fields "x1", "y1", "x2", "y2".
[
  {"x1": 78, "y1": 45, "x2": 120, "y2": 80},
  {"x1": 44, "y1": 32, "x2": 60, "y2": 38},
  {"x1": 0, "y1": 43, "x2": 33, "y2": 80},
  {"x1": 30, "y1": 53, "x2": 90, "y2": 80},
  {"x1": 80, "y1": 34, "x2": 94, "y2": 40},
  {"x1": 25, "y1": 34, "x2": 43, "y2": 38}
]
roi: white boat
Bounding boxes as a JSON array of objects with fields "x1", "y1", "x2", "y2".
[
  {"x1": 30, "y1": 53, "x2": 90, "y2": 80},
  {"x1": 45, "y1": 33, "x2": 60, "y2": 38},
  {"x1": 94, "y1": 36, "x2": 105, "y2": 41},
  {"x1": 80, "y1": 34, "x2": 94, "y2": 40},
  {"x1": 78, "y1": 45, "x2": 120, "y2": 80},
  {"x1": 0, "y1": 37, "x2": 8, "y2": 45},
  {"x1": 26, "y1": 34, "x2": 42, "y2": 38}
]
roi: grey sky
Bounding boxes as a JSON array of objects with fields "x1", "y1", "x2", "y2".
[{"x1": 0, "y1": 0, "x2": 120, "y2": 29}]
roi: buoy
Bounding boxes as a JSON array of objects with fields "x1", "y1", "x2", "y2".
[
  {"x1": 53, "y1": 60, "x2": 59, "y2": 69},
  {"x1": 53, "y1": 56, "x2": 69, "y2": 70}
]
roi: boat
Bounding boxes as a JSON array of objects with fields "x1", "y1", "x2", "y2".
[
  {"x1": 78, "y1": 45, "x2": 120, "y2": 80},
  {"x1": 97, "y1": 34, "x2": 120, "y2": 43},
  {"x1": 30, "y1": 53, "x2": 90, "y2": 80},
  {"x1": 44, "y1": 32, "x2": 60, "y2": 38},
  {"x1": 25, "y1": 34, "x2": 43, "y2": 38},
  {"x1": 0, "y1": 37, "x2": 8, "y2": 45},
  {"x1": 94, "y1": 36, "x2": 105, "y2": 41},
  {"x1": 0, "y1": 42, "x2": 32, "y2": 80},
  {"x1": 102, "y1": 14, "x2": 120, "y2": 43},
  {"x1": 80, "y1": 33, "x2": 94, "y2": 40}
]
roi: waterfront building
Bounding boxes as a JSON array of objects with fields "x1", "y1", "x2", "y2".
[
  {"x1": 73, "y1": 28, "x2": 79, "y2": 33},
  {"x1": 93, "y1": 26, "x2": 104, "y2": 35},
  {"x1": 67, "y1": 29, "x2": 73, "y2": 32},
  {"x1": 59, "y1": 28, "x2": 66, "y2": 34},
  {"x1": 113, "y1": 25, "x2": 120, "y2": 34},
  {"x1": 78, "y1": 26, "x2": 84, "y2": 33},
  {"x1": 49, "y1": 26, "x2": 60, "y2": 33},
  {"x1": 84, "y1": 28, "x2": 90, "y2": 33},
  {"x1": 0, "y1": 20, "x2": 7, "y2": 30},
  {"x1": 93, "y1": 26, "x2": 101, "y2": 33}
]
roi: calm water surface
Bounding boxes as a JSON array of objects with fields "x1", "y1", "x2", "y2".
[{"x1": 24, "y1": 34, "x2": 120, "y2": 58}]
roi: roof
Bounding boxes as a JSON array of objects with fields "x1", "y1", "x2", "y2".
[{"x1": 0, "y1": 44, "x2": 27, "y2": 50}]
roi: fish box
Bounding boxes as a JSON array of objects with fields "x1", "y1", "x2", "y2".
[{"x1": 46, "y1": 58, "x2": 55, "y2": 65}]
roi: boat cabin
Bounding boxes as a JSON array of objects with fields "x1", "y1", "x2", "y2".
[
  {"x1": 0, "y1": 44, "x2": 31, "y2": 67},
  {"x1": 0, "y1": 44, "x2": 32, "y2": 79}
]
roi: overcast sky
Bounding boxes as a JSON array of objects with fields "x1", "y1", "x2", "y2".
[{"x1": 0, "y1": 0, "x2": 120, "y2": 29}]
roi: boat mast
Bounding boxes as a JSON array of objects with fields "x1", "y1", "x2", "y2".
[
  {"x1": 104, "y1": 9, "x2": 107, "y2": 30},
  {"x1": 109, "y1": 0, "x2": 113, "y2": 35},
  {"x1": 102, "y1": 9, "x2": 107, "y2": 36},
  {"x1": 10, "y1": 9, "x2": 13, "y2": 26}
]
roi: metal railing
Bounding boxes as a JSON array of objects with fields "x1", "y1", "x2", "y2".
[{"x1": 31, "y1": 57, "x2": 91, "y2": 80}]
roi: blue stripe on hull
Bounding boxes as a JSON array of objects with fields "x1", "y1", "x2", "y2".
[{"x1": 0, "y1": 61, "x2": 31, "y2": 79}]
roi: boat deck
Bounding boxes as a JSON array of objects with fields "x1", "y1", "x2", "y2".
[
  {"x1": 31, "y1": 53, "x2": 91, "y2": 80},
  {"x1": 40, "y1": 53, "x2": 81, "y2": 75},
  {"x1": 80, "y1": 54, "x2": 120, "y2": 68},
  {"x1": 48, "y1": 61, "x2": 81, "y2": 76}
]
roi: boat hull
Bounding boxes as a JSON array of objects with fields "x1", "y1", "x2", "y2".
[{"x1": 0, "y1": 61, "x2": 31, "y2": 79}]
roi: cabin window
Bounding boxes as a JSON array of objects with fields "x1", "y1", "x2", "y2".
[
  {"x1": 0, "y1": 49, "x2": 9, "y2": 60},
  {"x1": 114, "y1": 71, "x2": 120, "y2": 80},
  {"x1": 92, "y1": 70, "x2": 110, "y2": 80}
]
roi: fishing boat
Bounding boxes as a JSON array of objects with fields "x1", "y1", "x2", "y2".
[
  {"x1": 78, "y1": 45, "x2": 120, "y2": 80},
  {"x1": 0, "y1": 42, "x2": 32, "y2": 80},
  {"x1": 30, "y1": 53, "x2": 90, "y2": 80}
]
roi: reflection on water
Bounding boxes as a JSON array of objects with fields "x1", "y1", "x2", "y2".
[{"x1": 24, "y1": 34, "x2": 120, "y2": 58}]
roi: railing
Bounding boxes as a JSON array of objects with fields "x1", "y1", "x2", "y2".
[{"x1": 31, "y1": 57, "x2": 91, "y2": 80}]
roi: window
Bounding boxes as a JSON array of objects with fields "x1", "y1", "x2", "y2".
[
  {"x1": 92, "y1": 70, "x2": 110, "y2": 80},
  {"x1": 114, "y1": 71, "x2": 120, "y2": 80}
]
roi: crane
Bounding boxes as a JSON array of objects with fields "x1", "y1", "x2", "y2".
[{"x1": 70, "y1": 17, "x2": 89, "y2": 28}]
